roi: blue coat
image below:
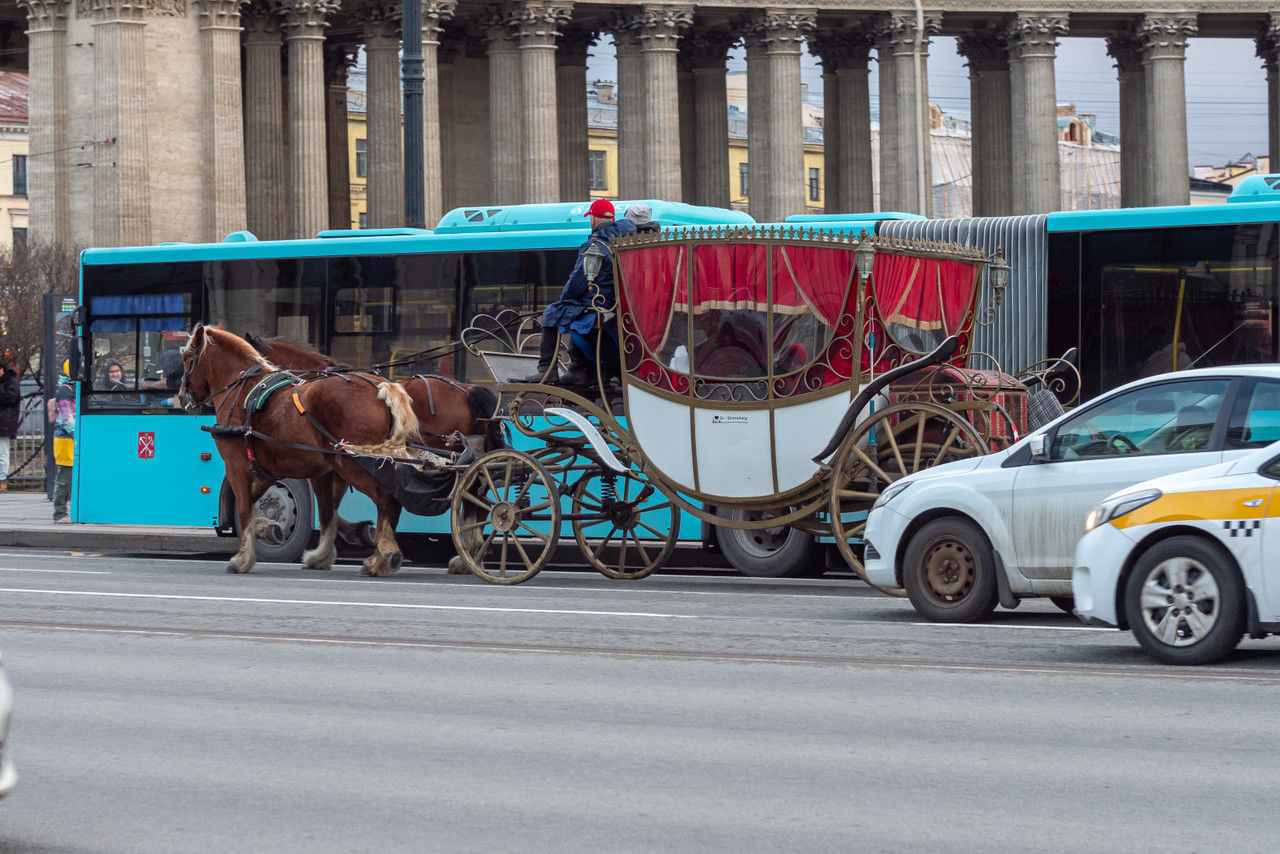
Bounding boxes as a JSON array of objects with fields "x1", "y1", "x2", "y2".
[{"x1": 542, "y1": 218, "x2": 637, "y2": 336}]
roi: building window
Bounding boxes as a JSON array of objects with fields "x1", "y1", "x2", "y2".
[
  {"x1": 355, "y1": 140, "x2": 367, "y2": 178},
  {"x1": 809, "y1": 168, "x2": 820, "y2": 202},
  {"x1": 739, "y1": 162, "x2": 749, "y2": 197},
  {"x1": 358, "y1": 211, "x2": 367, "y2": 229},
  {"x1": 11, "y1": 228, "x2": 26, "y2": 251},
  {"x1": 588, "y1": 150, "x2": 607, "y2": 190},
  {"x1": 12, "y1": 155, "x2": 26, "y2": 197}
]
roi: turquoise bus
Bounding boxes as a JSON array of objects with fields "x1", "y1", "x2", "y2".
[{"x1": 72, "y1": 201, "x2": 754, "y2": 564}]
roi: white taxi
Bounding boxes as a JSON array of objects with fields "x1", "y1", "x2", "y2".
[
  {"x1": 1072, "y1": 440, "x2": 1280, "y2": 664},
  {"x1": 0, "y1": 656, "x2": 14, "y2": 799}
]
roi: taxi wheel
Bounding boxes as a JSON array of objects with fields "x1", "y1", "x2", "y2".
[
  {"x1": 902, "y1": 517, "x2": 998, "y2": 623},
  {"x1": 1123, "y1": 536, "x2": 1246, "y2": 665}
]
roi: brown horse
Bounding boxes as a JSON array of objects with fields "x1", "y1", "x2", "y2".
[{"x1": 178, "y1": 325, "x2": 422, "y2": 577}]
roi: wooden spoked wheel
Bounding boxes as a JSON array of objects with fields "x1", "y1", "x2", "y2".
[
  {"x1": 571, "y1": 468, "x2": 679, "y2": 580},
  {"x1": 451, "y1": 449, "x2": 561, "y2": 585},
  {"x1": 828, "y1": 401, "x2": 988, "y2": 590}
]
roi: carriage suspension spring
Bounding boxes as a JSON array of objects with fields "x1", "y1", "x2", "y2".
[{"x1": 600, "y1": 473, "x2": 618, "y2": 505}]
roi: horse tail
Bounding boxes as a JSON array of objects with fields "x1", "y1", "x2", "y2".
[
  {"x1": 377, "y1": 381, "x2": 423, "y2": 448},
  {"x1": 466, "y1": 384, "x2": 507, "y2": 451}
]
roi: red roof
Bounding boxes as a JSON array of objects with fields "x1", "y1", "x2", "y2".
[{"x1": 0, "y1": 73, "x2": 28, "y2": 124}]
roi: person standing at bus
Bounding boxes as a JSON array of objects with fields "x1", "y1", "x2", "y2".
[
  {"x1": 516, "y1": 198, "x2": 636, "y2": 385},
  {"x1": 47, "y1": 363, "x2": 75, "y2": 522},
  {"x1": 0, "y1": 348, "x2": 20, "y2": 493}
]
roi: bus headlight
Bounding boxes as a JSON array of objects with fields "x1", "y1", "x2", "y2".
[{"x1": 1085, "y1": 488, "x2": 1162, "y2": 532}]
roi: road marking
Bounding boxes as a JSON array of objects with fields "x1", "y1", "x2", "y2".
[
  {"x1": 4, "y1": 619, "x2": 1277, "y2": 684},
  {"x1": 0, "y1": 567, "x2": 111, "y2": 575},
  {"x1": 908, "y1": 621, "x2": 1110, "y2": 633},
  {"x1": 0, "y1": 587, "x2": 697, "y2": 619}
]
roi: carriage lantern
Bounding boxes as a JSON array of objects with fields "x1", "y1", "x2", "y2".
[
  {"x1": 989, "y1": 247, "x2": 1010, "y2": 304},
  {"x1": 854, "y1": 234, "x2": 876, "y2": 280},
  {"x1": 582, "y1": 241, "x2": 606, "y2": 285}
]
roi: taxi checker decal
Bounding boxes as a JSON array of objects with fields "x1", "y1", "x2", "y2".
[{"x1": 1224, "y1": 520, "x2": 1261, "y2": 537}]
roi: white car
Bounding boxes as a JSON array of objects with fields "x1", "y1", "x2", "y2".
[
  {"x1": 863, "y1": 366, "x2": 1280, "y2": 622},
  {"x1": 0, "y1": 656, "x2": 14, "y2": 799},
  {"x1": 1072, "y1": 440, "x2": 1280, "y2": 664}
]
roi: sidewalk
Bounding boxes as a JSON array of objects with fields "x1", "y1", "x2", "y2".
[{"x1": 0, "y1": 491, "x2": 232, "y2": 554}]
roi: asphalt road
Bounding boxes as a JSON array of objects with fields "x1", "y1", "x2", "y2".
[{"x1": 1, "y1": 548, "x2": 1278, "y2": 853}]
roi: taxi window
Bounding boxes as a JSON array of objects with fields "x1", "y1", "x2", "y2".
[
  {"x1": 1226, "y1": 379, "x2": 1280, "y2": 449},
  {"x1": 1050, "y1": 379, "x2": 1229, "y2": 460}
]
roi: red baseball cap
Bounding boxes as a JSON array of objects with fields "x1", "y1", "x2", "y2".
[{"x1": 584, "y1": 199, "x2": 615, "y2": 219}]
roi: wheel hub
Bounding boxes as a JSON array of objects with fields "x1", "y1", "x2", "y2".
[
  {"x1": 490, "y1": 501, "x2": 519, "y2": 533},
  {"x1": 923, "y1": 539, "x2": 975, "y2": 600}
]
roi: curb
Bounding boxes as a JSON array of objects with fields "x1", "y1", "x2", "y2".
[{"x1": 0, "y1": 528, "x2": 234, "y2": 554}]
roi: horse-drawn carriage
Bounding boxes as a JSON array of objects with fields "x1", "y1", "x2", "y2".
[
  {"x1": 180, "y1": 226, "x2": 1076, "y2": 589},
  {"x1": 451, "y1": 227, "x2": 1078, "y2": 586}
]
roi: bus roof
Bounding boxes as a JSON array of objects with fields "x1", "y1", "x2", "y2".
[
  {"x1": 80, "y1": 200, "x2": 754, "y2": 265},
  {"x1": 1048, "y1": 175, "x2": 1280, "y2": 232}
]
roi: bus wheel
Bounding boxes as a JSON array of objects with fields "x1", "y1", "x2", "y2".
[
  {"x1": 715, "y1": 508, "x2": 820, "y2": 578},
  {"x1": 232, "y1": 478, "x2": 313, "y2": 564}
]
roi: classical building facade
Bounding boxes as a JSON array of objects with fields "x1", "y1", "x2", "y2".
[{"x1": 6, "y1": 1, "x2": 1278, "y2": 246}]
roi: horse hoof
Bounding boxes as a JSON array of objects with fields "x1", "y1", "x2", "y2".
[
  {"x1": 360, "y1": 557, "x2": 386, "y2": 577},
  {"x1": 387, "y1": 552, "x2": 403, "y2": 574},
  {"x1": 302, "y1": 561, "x2": 332, "y2": 571},
  {"x1": 356, "y1": 522, "x2": 377, "y2": 549},
  {"x1": 225, "y1": 562, "x2": 250, "y2": 574},
  {"x1": 447, "y1": 555, "x2": 471, "y2": 575}
]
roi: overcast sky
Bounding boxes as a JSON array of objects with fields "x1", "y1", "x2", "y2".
[{"x1": 587, "y1": 36, "x2": 1268, "y2": 168}]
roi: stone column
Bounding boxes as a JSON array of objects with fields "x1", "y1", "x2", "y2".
[
  {"x1": 364, "y1": 7, "x2": 403, "y2": 228},
  {"x1": 513, "y1": 1, "x2": 571, "y2": 204},
  {"x1": 882, "y1": 11, "x2": 939, "y2": 216},
  {"x1": 808, "y1": 32, "x2": 844, "y2": 212},
  {"x1": 557, "y1": 27, "x2": 594, "y2": 203},
  {"x1": 746, "y1": 10, "x2": 814, "y2": 222},
  {"x1": 874, "y1": 22, "x2": 898, "y2": 211},
  {"x1": 958, "y1": 29, "x2": 1013, "y2": 216},
  {"x1": 420, "y1": 0, "x2": 456, "y2": 225},
  {"x1": 684, "y1": 30, "x2": 734, "y2": 208},
  {"x1": 1255, "y1": 20, "x2": 1280, "y2": 171},
  {"x1": 838, "y1": 34, "x2": 875, "y2": 213},
  {"x1": 486, "y1": 13, "x2": 523, "y2": 203},
  {"x1": 633, "y1": 6, "x2": 693, "y2": 200},
  {"x1": 1140, "y1": 13, "x2": 1196, "y2": 207},
  {"x1": 613, "y1": 21, "x2": 644, "y2": 199},
  {"x1": 744, "y1": 27, "x2": 770, "y2": 216},
  {"x1": 196, "y1": 0, "x2": 248, "y2": 242},
  {"x1": 1107, "y1": 33, "x2": 1147, "y2": 208},
  {"x1": 90, "y1": 0, "x2": 152, "y2": 246},
  {"x1": 324, "y1": 44, "x2": 355, "y2": 229},
  {"x1": 280, "y1": 0, "x2": 337, "y2": 239},
  {"x1": 242, "y1": 3, "x2": 287, "y2": 240},
  {"x1": 1006, "y1": 13, "x2": 1067, "y2": 215},
  {"x1": 17, "y1": 0, "x2": 70, "y2": 247},
  {"x1": 678, "y1": 46, "x2": 696, "y2": 203}
]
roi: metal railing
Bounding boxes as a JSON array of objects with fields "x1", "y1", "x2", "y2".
[{"x1": 5, "y1": 393, "x2": 47, "y2": 488}]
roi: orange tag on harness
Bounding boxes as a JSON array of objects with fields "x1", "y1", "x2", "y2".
[{"x1": 292, "y1": 392, "x2": 306, "y2": 414}]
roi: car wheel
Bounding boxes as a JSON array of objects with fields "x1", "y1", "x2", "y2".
[
  {"x1": 233, "y1": 478, "x2": 313, "y2": 564},
  {"x1": 902, "y1": 517, "x2": 999, "y2": 623},
  {"x1": 715, "y1": 509, "x2": 821, "y2": 578},
  {"x1": 1049, "y1": 596, "x2": 1075, "y2": 614},
  {"x1": 1122, "y1": 536, "x2": 1245, "y2": 665}
]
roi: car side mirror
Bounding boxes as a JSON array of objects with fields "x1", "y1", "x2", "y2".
[{"x1": 1028, "y1": 433, "x2": 1050, "y2": 462}]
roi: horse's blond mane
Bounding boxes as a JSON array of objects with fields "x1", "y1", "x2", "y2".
[{"x1": 203, "y1": 326, "x2": 280, "y2": 371}]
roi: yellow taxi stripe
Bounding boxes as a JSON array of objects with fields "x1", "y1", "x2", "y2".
[{"x1": 1113, "y1": 487, "x2": 1273, "y2": 529}]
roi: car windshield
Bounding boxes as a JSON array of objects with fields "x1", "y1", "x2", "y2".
[{"x1": 1052, "y1": 379, "x2": 1230, "y2": 459}]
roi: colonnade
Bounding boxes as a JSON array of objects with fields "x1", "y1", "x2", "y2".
[{"x1": 14, "y1": 0, "x2": 1275, "y2": 246}]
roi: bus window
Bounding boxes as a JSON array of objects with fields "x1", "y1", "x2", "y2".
[
  {"x1": 82, "y1": 288, "x2": 194, "y2": 410},
  {"x1": 207, "y1": 258, "x2": 326, "y2": 352}
]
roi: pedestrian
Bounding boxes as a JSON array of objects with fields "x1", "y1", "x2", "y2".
[
  {"x1": 0, "y1": 348, "x2": 20, "y2": 493},
  {"x1": 623, "y1": 203, "x2": 661, "y2": 234},
  {"x1": 516, "y1": 198, "x2": 637, "y2": 384},
  {"x1": 47, "y1": 362, "x2": 75, "y2": 522}
]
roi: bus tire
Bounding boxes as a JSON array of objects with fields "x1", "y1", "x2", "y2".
[
  {"x1": 230, "y1": 478, "x2": 313, "y2": 565},
  {"x1": 714, "y1": 508, "x2": 821, "y2": 578}
]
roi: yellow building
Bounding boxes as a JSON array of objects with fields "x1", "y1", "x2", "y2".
[
  {"x1": 348, "y1": 92, "x2": 369, "y2": 229},
  {"x1": 0, "y1": 72, "x2": 29, "y2": 250}
]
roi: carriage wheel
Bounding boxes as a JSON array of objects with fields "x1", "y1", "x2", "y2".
[
  {"x1": 451, "y1": 449, "x2": 561, "y2": 585},
  {"x1": 571, "y1": 469, "x2": 679, "y2": 580},
  {"x1": 828, "y1": 401, "x2": 988, "y2": 591}
]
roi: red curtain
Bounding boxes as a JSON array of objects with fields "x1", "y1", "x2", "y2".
[
  {"x1": 617, "y1": 244, "x2": 685, "y2": 350},
  {"x1": 772, "y1": 245, "x2": 856, "y2": 325},
  {"x1": 688, "y1": 244, "x2": 768, "y2": 310},
  {"x1": 872, "y1": 253, "x2": 978, "y2": 334}
]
